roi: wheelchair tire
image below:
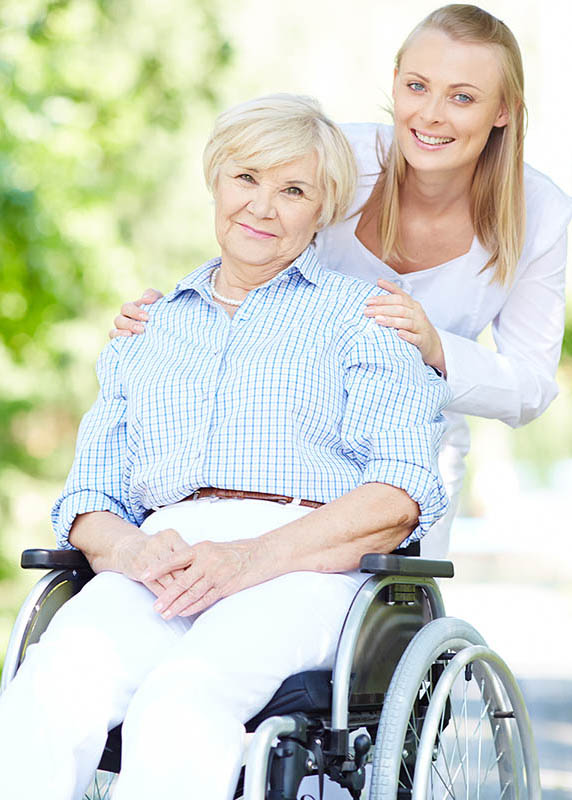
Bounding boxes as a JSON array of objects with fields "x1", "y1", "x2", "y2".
[{"x1": 369, "y1": 617, "x2": 540, "y2": 800}]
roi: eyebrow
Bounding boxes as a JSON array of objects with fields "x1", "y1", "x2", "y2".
[
  {"x1": 285, "y1": 179, "x2": 316, "y2": 188},
  {"x1": 405, "y1": 71, "x2": 483, "y2": 92}
]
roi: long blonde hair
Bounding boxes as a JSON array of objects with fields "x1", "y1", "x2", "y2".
[{"x1": 375, "y1": 4, "x2": 525, "y2": 285}]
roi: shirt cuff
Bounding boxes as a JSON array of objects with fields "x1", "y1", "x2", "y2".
[
  {"x1": 362, "y1": 459, "x2": 449, "y2": 543},
  {"x1": 51, "y1": 490, "x2": 131, "y2": 550}
]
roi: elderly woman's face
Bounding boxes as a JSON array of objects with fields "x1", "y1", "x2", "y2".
[{"x1": 214, "y1": 152, "x2": 322, "y2": 274}]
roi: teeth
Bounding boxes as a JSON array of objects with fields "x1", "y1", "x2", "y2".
[{"x1": 415, "y1": 131, "x2": 454, "y2": 145}]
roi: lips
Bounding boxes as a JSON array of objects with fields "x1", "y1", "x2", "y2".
[
  {"x1": 413, "y1": 129, "x2": 455, "y2": 146},
  {"x1": 237, "y1": 222, "x2": 277, "y2": 239}
]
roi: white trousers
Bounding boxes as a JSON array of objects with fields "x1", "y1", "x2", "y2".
[{"x1": 0, "y1": 499, "x2": 363, "y2": 800}]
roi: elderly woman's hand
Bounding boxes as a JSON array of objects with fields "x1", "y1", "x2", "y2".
[
  {"x1": 364, "y1": 278, "x2": 447, "y2": 375},
  {"x1": 142, "y1": 538, "x2": 264, "y2": 619},
  {"x1": 109, "y1": 288, "x2": 163, "y2": 339},
  {"x1": 112, "y1": 527, "x2": 192, "y2": 598}
]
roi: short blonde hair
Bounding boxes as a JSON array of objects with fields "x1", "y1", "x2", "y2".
[
  {"x1": 203, "y1": 94, "x2": 357, "y2": 229},
  {"x1": 376, "y1": 4, "x2": 525, "y2": 285}
]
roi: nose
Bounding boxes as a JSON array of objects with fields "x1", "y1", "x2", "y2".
[
  {"x1": 419, "y1": 93, "x2": 446, "y2": 126},
  {"x1": 247, "y1": 186, "x2": 277, "y2": 219}
]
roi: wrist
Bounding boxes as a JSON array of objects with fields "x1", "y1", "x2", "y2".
[
  {"x1": 426, "y1": 333, "x2": 446, "y2": 376},
  {"x1": 109, "y1": 529, "x2": 145, "y2": 576}
]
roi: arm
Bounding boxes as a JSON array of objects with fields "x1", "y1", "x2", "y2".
[
  {"x1": 53, "y1": 338, "x2": 193, "y2": 593},
  {"x1": 365, "y1": 234, "x2": 567, "y2": 427},
  {"x1": 51, "y1": 340, "x2": 136, "y2": 548},
  {"x1": 68, "y1": 510, "x2": 193, "y2": 597},
  {"x1": 440, "y1": 233, "x2": 567, "y2": 426}
]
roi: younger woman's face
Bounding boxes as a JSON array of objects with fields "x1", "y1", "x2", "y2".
[{"x1": 393, "y1": 29, "x2": 509, "y2": 180}]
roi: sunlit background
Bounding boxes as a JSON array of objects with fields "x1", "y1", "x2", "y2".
[{"x1": 1, "y1": 0, "x2": 571, "y2": 795}]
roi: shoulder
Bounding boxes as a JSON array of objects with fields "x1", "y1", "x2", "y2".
[
  {"x1": 104, "y1": 288, "x2": 191, "y2": 368},
  {"x1": 316, "y1": 268, "x2": 418, "y2": 354},
  {"x1": 317, "y1": 266, "x2": 381, "y2": 312},
  {"x1": 523, "y1": 163, "x2": 572, "y2": 261}
]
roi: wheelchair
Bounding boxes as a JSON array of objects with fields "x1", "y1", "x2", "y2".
[{"x1": 1, "y1": 543, "x2": 541, "y2": 800}]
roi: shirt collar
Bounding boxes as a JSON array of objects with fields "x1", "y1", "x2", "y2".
[{"x1": 166, "y1": 245, "x2": 326, "y2": 302}]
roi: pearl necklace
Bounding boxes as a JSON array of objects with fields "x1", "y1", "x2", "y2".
[{"x1": 209, "y1": 268, "x2": 243, "y2": 307}]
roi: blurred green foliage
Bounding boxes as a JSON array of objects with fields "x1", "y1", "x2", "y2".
[
  {"x1": 0, "y1": 0, "x2": 232, "y2": 572},
  {"x1": 562, "y1": 316, "x2": 572, "y2": 362}
]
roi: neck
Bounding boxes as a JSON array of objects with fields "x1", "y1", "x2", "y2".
[
  {"x1": 216, "y1": 255, "x2": 291, "y2": 301},
  {"x1": 402, "y1": 163, "x2": 474, "y2": 217}
]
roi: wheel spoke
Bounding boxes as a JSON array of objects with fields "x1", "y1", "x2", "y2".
[
  {"x1": 463, "y1": 679, "x2": 470, "y2": 800},
  {"x1": 428, "y1": 759, "x2": 456, "y2": 799},
  {"x1": 448, "y1": 691, "x2": 469, "y2": 791},
  {"x1": 476, "y1": 678, "x2": 485, "y2": 800}
]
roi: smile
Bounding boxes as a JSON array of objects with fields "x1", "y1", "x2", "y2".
[
  {"x1": 237, "y1": 223, "x2": 277, "y2": 239},
  {"x1": 413, "y1": 130, "x2": 455, "y2": 146}
]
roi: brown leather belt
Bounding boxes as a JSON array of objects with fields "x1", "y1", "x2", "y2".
[{"x1": 179, "y1": 487, "x2": 324, "y2": 509}]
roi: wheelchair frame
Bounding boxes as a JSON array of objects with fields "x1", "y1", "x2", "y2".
[{"x1": 1, "y1": 548, "x2": 541, "y2": 800}]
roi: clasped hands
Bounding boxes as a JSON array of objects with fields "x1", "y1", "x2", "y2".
[{"x1": 114, "y1": 528, "x2": 258, "y2": 619}]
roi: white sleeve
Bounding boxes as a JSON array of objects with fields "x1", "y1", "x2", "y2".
[{"x1": 439, "y1": 232, "x2": 567, "y2": 427}]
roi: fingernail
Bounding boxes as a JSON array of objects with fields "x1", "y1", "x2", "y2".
[
  {"x1": 133, "y1": 323, "x2": 145, "y2": 333},
  {"x1": 162, "y1": 610, "x2": 173, "y2": 620},
  {"x1": 139, "y1": 311, "x2": 149, "y2": 320},
  {"x1": 154, "y1": 601, "x2": 163, "y2": 611},
  {"x1": 142, "y1": 291, "x2": 154, "y2": 300}
]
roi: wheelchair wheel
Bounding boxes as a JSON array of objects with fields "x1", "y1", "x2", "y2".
[{"x1": 370, "y1": 617, "x2": 540, "y2": 799}]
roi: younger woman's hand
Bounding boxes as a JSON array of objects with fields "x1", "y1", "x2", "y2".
[
  {"x1": 365, "y1": 278, "x2": 446, "y2": 375},
  {"x1": 109, "y1": 288, "x2": 164, "y2": 339}
]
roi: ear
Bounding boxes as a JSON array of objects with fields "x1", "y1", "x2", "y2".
[{"x1": 493, "y1": 102, "x2": 509, "y2": 129}]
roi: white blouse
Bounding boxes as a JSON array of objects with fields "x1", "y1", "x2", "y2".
[{"x1": 315, "y1": 123, "x2": 572, "y2": 555}]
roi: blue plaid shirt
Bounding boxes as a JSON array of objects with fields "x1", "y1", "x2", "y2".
[{"x1": 52, "y1": 246, "x2": 451, "y2": 548}]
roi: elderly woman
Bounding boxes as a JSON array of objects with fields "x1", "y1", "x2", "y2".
[{"x1": 0, "y1": 95, "x2": 450, "y2": 800}]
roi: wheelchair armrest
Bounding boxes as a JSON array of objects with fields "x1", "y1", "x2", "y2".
[
  {"x1": 359, "y1": 553, "x2": 454, "y2": 579},
  {"x1": 21, "y1": 548, "x2": 93, "y2": 572}
]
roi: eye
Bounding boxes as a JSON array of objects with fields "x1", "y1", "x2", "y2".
[
  {"x1": 284, "y1": 186, "x2": 303, "y2": 197},
  {"x1": 408, "y1": 82, "x2": 425, "y2": 92},
  {"x1": 237, "y1": 173, "x2": 256, "y2": 183},
  {"x1": 453, "y1": 93, "x2": 473, "y2": 104}
]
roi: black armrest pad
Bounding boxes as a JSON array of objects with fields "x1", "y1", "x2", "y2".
[
  {"x1": 21, "y1": 548, "x2": 93, "y2": 572},
  {"x1": 359, "y1": 553, "x2": 454, "y2": 579}
]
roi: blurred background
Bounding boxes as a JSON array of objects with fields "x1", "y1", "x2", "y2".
[{"x1": 1, "y1": 0, "x2": 571, "y2": 796}]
